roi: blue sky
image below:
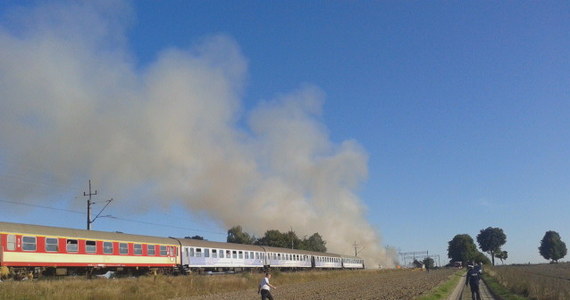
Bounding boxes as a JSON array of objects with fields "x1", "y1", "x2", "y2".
[{"x1": 0, "y1": 1, "x2": 569, "y2": 265}]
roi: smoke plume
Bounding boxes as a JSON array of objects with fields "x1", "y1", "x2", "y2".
[{"x1": 0, "y1": 1, "x2": 394, "y2": 267}]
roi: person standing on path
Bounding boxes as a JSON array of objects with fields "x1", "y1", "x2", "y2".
[
  {"x1": 258, "y1": 272, "x2": 277, "y2": 300},
  {"x1": 466, "y1": 264, "x2": 482, "y2": 300}
]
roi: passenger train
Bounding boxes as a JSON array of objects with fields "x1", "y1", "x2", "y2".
[{"x1": 0, "y1": 221, "x2": 364, "y2": 278}]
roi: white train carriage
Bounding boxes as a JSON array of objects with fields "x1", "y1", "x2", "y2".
[
  {"x1": 262, "y1": 246, "x2": 312, "y2": 269},
  {"x1": 179, "y1": 240, "x2": 265, "y2": 269},
  {"x1": 313, "y1": 253, "x2": 343, "y2": 269},
  {"x1": 341, "y1": 256, "x2": 365, "y2": 269}
]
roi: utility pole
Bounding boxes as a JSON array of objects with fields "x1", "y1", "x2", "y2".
[
  {"x1": 290, "y1": 226, "x2": 294, "y2": 249},
  {"x1": 353, "y1": 241, "x2": 364, "y2": 257},
  {"x1": 83, "y1": 180, "x2": 113, "y2": 230},
  {"x1": 84, "y1": 180, "x2": 97, "y2": 230}
]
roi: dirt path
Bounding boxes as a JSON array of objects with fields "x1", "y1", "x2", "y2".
[{"x1": 183, "y1": 269, "x2": 456, "y2": 300}]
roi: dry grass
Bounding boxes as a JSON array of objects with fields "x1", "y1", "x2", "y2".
[
  {"x1": 487, "y1": 263, "x2": 570, "y2": 300},
  {"x1": 0, "y1": 269, "x2": 392, "y2": 300}
]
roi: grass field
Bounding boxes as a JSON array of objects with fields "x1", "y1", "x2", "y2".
[
  {"x1": 0, "y1": 268, "x2": 454, "y2": 300},
  {"x1": 486, "y1": 262, "x2": 570, "y2": 300}
]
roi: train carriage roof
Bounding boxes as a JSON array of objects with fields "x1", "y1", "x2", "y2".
[
  {"x1": 0, "y1": 221, "x2": 176, "y2": 245},
  {"x1": 178, "y1": 238, "x2": 265, "y2": 252},
  {"x1": 261, "y1": 245, "x2": 342, "y2": 258}
]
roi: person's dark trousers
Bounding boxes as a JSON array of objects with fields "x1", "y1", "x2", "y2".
[
  {"x1": 261, "y1": 289, "x2": 274, "y2": 300},
  {"x1": 470, "y1": 284, "x2": 481, "y2": 300}
]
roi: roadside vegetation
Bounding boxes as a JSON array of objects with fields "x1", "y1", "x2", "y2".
[
  {"x1": 415, "y1": 269, "x2": 463, "y2": 300},
  {"x1": 485, "y1": 264, "x2": 570, "y2": 300},
  {"x1": 482, "y1": 270, "x2": 528, "y2": 300}
]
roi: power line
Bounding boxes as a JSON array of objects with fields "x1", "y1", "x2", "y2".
[
  {"x1": 0, "y1": 198, "x2": 226, "y2": 236},
  {"x1": 0, "y1": 199, "x2": 84, "y2": 215}
]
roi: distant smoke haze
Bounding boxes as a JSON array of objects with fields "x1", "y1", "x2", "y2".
[{"x1": 0, "y1": 1, "x2": 395, "y2": 267}]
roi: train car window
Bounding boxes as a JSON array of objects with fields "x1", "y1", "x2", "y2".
[
  {"x1": 212, "y1": 249, "x2": 217, "y2": 258},
  {"x1": 250, "y1": 251, "x2": 254, "y2": 259},
  {"x1": 255, "y1": 252, "x2": 259, "y2": 260},
  {"x1": 195, "y1": 248, "x2": 202, "y2": 257},
  {"x1": 66, "y1": 239, "x2": 78, "y2": 252},
  {"x1": 119, "y1": 243, "x2": 128, "y2": 255},
  {"x1": 104, "y1": 242, "x2": 113, "y2": 254},
  {"x1": 160, "y1": 245, "x2": 167, "y2": 256},
  {"x1": 134, "y1": 244, "x2": 142, "y2": 255},
  {"x1": 189, "y1": 248, "x2": 195, "y2": 257},
  {"x1": 46, "y1": 238, "x2": 59, "y2": 252},
  {"x1": 245, "y1": 251, "x2": 249, "y2": 259},
  {"x1": 232, "y1": 251, "x2": 237, "y2": 259},
  {"x1": 22, "y1": 236, "x2": 37, "y2": 251},
  {"x1": 219, "y1": 249, "x2": 224, "y2": 258},
  {"x1": 238, "y1": 251, "x2": 243, "y2": 259},
  {"x1": 86, "y1": 240, "x2": 96, "y2": 253},
  {"x1": 7, "y1": 234, "x2": 16, "y2": 251},
  {"x1": 204, "y1": 248, "x2": 210, "y2": 258},
  {"x1": 148, "y1": 244, "x2": 155, "y2": 256}
]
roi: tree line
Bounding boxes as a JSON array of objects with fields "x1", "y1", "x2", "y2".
[
  {"x1": 448, "y1": 227, "x2": 567, "y2": 265},
  {"x1": 226, "y1": 225, "x2": 327, "y2": 252}
]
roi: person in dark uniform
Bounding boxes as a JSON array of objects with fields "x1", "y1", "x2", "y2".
[{"x1": 466, "y1": 264, "x2": 482, "y2": 300}]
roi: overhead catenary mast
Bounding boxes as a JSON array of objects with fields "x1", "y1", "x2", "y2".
[{"x1": 83, "y1": 180, "x2": 113, "y2": 230}]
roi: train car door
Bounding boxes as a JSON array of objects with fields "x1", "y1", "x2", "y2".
[{"x1": 182, "y1": 247, "x2": 190, "y2": 267}]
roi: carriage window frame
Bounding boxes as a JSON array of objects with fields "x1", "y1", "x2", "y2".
[
  {"x1": 148, "y1": 244, "x2": 156, "y2": 256},
  {"x1": 134, "y1": 244, "x2": 142, "y2": 255},
  {"x1": 22, "y1": 236, "x2": 37, "y2": 251},
  {"x1": 119, "y1": 243, "x2": 128, "y2": 255},
  {"x1": 104, "y1": 241, "x2": 113, "y2": 254},
  {"x1": 46, "y1": 237, "x2": 59, "y2": 252},
  {"x1": 160, "y1": 245, "x2": 167, "y2": 256},
  {"x1": 86, "y1": 240, "x2": 97, "y2": 253},
  {"x1": 66, "y1": 239, "x2": 78, "y2": 253}
]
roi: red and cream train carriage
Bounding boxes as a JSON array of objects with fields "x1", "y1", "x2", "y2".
[{"x1": 0, "y1": 222, "x2": 179, "y2": 276}]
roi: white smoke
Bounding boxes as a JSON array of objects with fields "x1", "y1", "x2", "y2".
[{"x1": 0, "y1": 1, "x2": 394, "y2": 267}]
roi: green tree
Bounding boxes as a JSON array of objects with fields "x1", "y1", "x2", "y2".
[
  {"x1": 423, "y1": 257, "x2": 435, "y2": 269},
  {"x1": 495, "y1": 250, "x2": 508, "y2": 264},
  {"x1": 472, "y1": 251, "x2": 491, "y2": 265},
  {"x1": 476, "y1": 227, "x2": 507, "y2": 266},
  {"x1": 256, "y1": 229, "x2": 290, "y2": 248},
  {"x1": 301, "y1": 233, "x2": 327, "y2": 252},
  {"x1": 185, "y1": 235, "x2": 204, "y2": 240},
  {"x1": 539, "y1": 230, "x2": 567, "y2": 263},
  {"x1": 227, "y1": 225, "x2": 255, "y2": 244},
  {"x1": 448, "y1": 234, "x2": 478, "y2": 266}
]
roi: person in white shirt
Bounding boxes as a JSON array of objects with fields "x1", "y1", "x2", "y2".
[{"x1": 258, "y1": 272, "x2": 277, "y2": 300}]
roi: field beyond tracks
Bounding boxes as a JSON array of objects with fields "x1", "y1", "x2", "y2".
[
  {"x1": 487, "y1": 263, "x2": 570, "y2": 300},
  {"x1": 0, "y1": 268, "x2": 456, "y2": 300},
  {"x1": 185, "y1": 268, "x2": 456, "y2": 300}
]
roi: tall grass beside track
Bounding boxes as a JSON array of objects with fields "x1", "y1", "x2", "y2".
[
  {"x1": 0, "y1": 269, "x2": 386, "y2": 300},
  {"x1": 486, "y1": 263, "x2": 570, "y2": 300}
]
